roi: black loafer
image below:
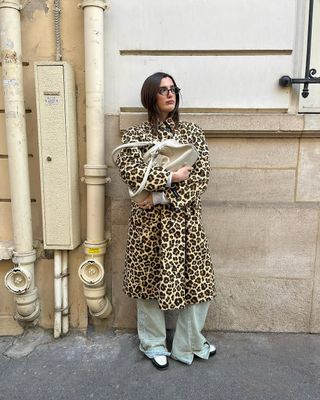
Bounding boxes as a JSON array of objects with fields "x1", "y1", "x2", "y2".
[{"x1": 150, "y1": 355, "x2": 169, "y2": 370}]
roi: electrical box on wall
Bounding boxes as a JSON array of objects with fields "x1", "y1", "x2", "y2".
[{"x1": 34, "y1": 62, "x2": 80, "y2": 250}]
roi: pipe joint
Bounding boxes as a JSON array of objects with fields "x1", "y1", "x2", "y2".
[
  {"x1": 12, "y1": 249, "x2": 37, "y2": 265},
  {"x1": 78, "y1": 257, "x2": 113, "y2": 319},
  {"x1": 83, "y1": 285, "x2": 112, "y2": 318},
  {"x1": 84, "y1": 164, "x2": 107, "y2": 176},
  {"x1": 80, "y1": 0, "x2": 108, "y2": 10},
  {"x1": 0, "y1": 0, "x2": 22, "y2": 10},
  {"x1": 14, "y1": 287, "x2": 40, "y2": 322},
  {"x1": 83, "y1": 240, "x2": 107, "y2": 257},
  {"x1": 83, "y1": 164, "x2": 107, "y2": 185}
]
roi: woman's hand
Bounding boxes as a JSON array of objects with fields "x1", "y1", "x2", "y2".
[
  {"x1": 137, "y1": 192, "x2": 154, "y2": 210},
  {"x1": 172, "y1": 165, "x2": 193, "y2": 183}
]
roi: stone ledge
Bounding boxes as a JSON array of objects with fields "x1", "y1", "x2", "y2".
[{"x1": 118, "y1": 112, "x2": 320, "y2": 137}]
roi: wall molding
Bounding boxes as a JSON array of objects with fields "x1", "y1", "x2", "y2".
[
  {"x1": 119, "y1": 112, "x2": 320, "y2": 138},
  {"x1": 120, "y1": 49, "x2": 292, "y2": 57}
]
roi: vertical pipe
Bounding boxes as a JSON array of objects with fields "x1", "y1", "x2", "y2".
[
  {"x1": 87, "y1": 184, "x2": 105, "y2": 241},
  {"x1": 0, "y1": 2, "x2": 33, "y2": 254},
  {"x1": 0, "y1": 0, "x2": 40, "y2": 321},
  {"x1": 62, "y1": 250, "x2": 69, "y2": 334},
  {"x1": 84, "y1": 5, "x2": 105, "y2": 167},
  {"x1": 79, "y1": 0, "x2": 112, "y2": 320},
  {"x1": 54, "y1": 250, "x2": 62, "y2": 338},
  {"x1": 84, "y1": 2, "x2": 106, "y2": 247}
]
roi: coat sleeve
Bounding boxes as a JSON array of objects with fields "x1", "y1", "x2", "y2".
[
  {"x1": 115, "y1": 127, "x2": 171, "y2": 193},
  {"x1": 165, "y1": 123, "x2": 210, "y2": 208}
]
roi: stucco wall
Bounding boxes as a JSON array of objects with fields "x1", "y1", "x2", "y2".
[{"x1": 0, "y1": 0, "x2": 87, "y2": 335}]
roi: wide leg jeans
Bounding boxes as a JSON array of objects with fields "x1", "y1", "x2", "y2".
[{"x1": 137, "y1": 299, "x2": 211, "y2": 365}]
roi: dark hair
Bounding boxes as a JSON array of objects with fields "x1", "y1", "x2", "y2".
[{"x1": 141, "y1": 72, "x2": 180, "y2": 133}]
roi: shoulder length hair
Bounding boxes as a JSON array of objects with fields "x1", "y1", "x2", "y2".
[{"x1": 140, "y1": 72, "x2": 180, "y2": 133}]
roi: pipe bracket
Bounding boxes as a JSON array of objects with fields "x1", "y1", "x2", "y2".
[
  {"x1": 55, "y1": 305, "x2": 70, "y2": 314},
  {"x1": 54, "y1": 271, "x2": 70, "y2": 279},
  {"x1": 62, "y1": 305, "x2": 70, "y2": 316},
  {"x1": 83, "y1": 176, "x2": 107, "y2": 185}
]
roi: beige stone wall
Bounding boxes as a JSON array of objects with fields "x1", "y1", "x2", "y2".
[
  {"x1": 107, "y1": 113, "x2": 320, "y2": 333},
  {"x1": 0, "y1": 0, "x2": 87, "y2": 335}
]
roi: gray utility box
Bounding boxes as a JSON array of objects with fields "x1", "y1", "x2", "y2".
[{"x1": 34, "y1": 62, "x2": 80, "y2": 250}]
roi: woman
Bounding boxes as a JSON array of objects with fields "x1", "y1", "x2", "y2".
[{"x1": 115, "y1": 72, "x2": 216, "y2": 369}]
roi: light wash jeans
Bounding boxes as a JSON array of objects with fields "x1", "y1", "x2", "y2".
[{"x1": 137, "y1": 299, "x2": 211, "y2": 365}]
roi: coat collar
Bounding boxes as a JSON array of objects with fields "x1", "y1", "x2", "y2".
[
  {"x1": 158, "y1": 117, "x2": 175, "y2": 131},
  {"x1": 143, "y1": 118, "x2": 176, "y2": 139}
]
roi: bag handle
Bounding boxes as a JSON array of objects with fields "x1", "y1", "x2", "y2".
[
  {"x1": 111, "y1": 141, "x2": 154, "y2": 165},
  {"x1": 112, "y1": 141, "x2": 161, "y2": 199}
]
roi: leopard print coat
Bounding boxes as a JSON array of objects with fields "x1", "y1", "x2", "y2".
[{"x1": 116, "y1": 118, "x2": 215, "y2": 310}]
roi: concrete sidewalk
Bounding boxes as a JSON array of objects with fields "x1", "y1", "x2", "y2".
[{"x1": 0, "y1": 328, "x2": 319, "y2": 400}]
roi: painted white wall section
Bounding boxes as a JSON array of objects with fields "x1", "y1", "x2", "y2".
[
  {"x1": 107, "y1": 0, "x2": 295, "y2": 51},
  {"x1": 104, "y1": 0, "x2": 297, "y2": 113},
  {"x1": 109, "y1": 56, "x2": 292, "y2": 110}
]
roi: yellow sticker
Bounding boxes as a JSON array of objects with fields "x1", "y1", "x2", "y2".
[{"x1": 88, "y1": 248, "x2": 101, "y2": 255}]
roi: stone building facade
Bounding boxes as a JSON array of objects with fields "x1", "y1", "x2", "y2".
[{"x1": 1, "y1": 0, "x2": 320, "y2": 335}]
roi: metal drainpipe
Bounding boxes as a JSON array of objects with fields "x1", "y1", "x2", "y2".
[
  {"x1": 0, "y1": 0, "x2": 40, "y2": 322},
  {"x1": 78, "y1": 0, "x2": 112, "y2": 319}
]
